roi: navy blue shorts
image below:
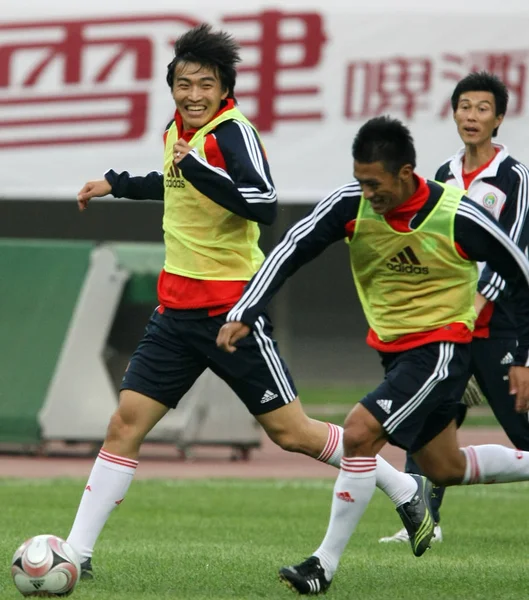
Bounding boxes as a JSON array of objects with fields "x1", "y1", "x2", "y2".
[
  {"x1": 121, "y1": 308, "x2": 297, "y2": 415},
  {"x1": 361, "y1": 342, "x2": 471, "y2": 453},
  {"x1": 471, "y1": 337, "x2": 529, "y2": 450}
]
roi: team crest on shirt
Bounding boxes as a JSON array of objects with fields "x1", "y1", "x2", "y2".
[{"x1": 482, "y1": 193, "x2": 497, "y2": 209}]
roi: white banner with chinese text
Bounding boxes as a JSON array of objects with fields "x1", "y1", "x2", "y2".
[{"x1": 2, "y1": 0, "x2": 529, "y2": 202}]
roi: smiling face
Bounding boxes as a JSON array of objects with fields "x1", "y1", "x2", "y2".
[
  {"x1": 453, "y1": 91, "x2": 503, "y2": 147},
  {"x1": 171, "y1": 61, "x2": 228, "y2": 131},
  {"x1": 354, "y1": 160, "x2": 415, "y2": 215}
]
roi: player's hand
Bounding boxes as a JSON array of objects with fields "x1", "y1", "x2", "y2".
[
  {"x1": 509, "y1": 366, "x2": 529, "y2": 412},
  {"x1": 216, "y1": 322, "x2": 250, "y2": 353},
  {"x1": 173, "y1": 139, "x2": 192, "y2": 165},
  {"x1": 474, "y1": 292, "x2": 488, "y2": 317},
  {"x1": 77, "y1": 179, "x2": 112, "y2": 212}
]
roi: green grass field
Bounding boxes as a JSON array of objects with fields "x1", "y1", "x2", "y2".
[{"x1": 1, "y1": 478, "x2": 526, "y2": 599}]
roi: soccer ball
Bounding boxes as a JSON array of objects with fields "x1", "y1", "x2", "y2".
[{"x1": 11, "y1": 535, "x2": 81, "y2": 597}]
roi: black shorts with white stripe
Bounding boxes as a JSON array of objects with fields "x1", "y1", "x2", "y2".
[
  {"x1": 361, "y1": 342, "x2": 471, "y2": 453},
  {"x1": 121, "y1": 308, "x2": 297, "y2": 415}
]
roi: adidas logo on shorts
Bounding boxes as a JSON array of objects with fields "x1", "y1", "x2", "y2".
[
  {"x1": 376, "y1": 399, "x2": 393, "y2": 414},
  {"x1": 261, "y1": 390, "x2": 279, "y2": 404},
  {"x1": 500, "y1": 352, "x2": 514, "y2": 365}
]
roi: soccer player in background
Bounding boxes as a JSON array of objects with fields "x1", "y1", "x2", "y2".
[
  {"x1": 68, "y1": 25, "x2": 429, "y2": 580},
  {"x1": 379, "y1": 72, "x2": 529, "y2": 546},
  {"x1": 217, "y1": 116, "x2": 529, "y2": 595}
]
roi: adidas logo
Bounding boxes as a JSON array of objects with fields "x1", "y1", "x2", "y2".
[
  {"x1": 260, "y1": 390, "x2": 278, "y2": 404},
  {"x1": 165, "y1": 164, "x2": 185, "y2": 188},
  {"x1": 376, "y1": 399, "x2": 393, "y2": 414},
  {"x1": 336, "y1": 491, "x2": 355, "y2": 502},
  {"x1": 386, "y1": 246, "x2": 429, "y2": 275},
  {"x1": 500, "y1": 352, "x2": 514, "y2": 365},
  {"x1": 31, "y1": 580, "x2": 45, "y2": 590}
]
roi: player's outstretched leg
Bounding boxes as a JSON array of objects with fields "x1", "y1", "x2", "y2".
[
  {"x1": 67, "y1": 391, "x2": 169, "y2": 580},
  {"x1": 260, "y1": 401, "x2": 426, "y2": 528}
]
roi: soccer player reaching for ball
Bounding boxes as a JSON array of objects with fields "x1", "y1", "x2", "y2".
[
  {"x1": 379, "y1": 72, "x2": 529, "y2": 546},
  {"x1": 68, "y1": 25, "x2": 430, "y2": 581},
  {"x1": 217, "y1": 115, "x2": 529, "y2": 595}
]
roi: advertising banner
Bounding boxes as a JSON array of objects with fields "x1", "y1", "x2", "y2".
[{"x1": 2, "y1": 0, "x2": 529, "y2": 201}]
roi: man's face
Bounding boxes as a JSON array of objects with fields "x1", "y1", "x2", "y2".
[
  {"x1": 171, "y1": 61, "x2": 228, "y2": 131},
  {"x1": 354, "y1": 160, "x2": 413, "y2": 215},
  {"x1": 453, "y1": 91, "x2": 503, "y2": 146}
]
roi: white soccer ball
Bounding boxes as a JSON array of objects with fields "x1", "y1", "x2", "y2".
[{"x1": 11, "y1": 535, "x2": 81, "y2": 597}]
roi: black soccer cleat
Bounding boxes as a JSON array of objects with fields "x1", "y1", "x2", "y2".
[
  {"x1": 396, "y1": 474, "x2": 435, "y2": 557},
  {"x1": 80, "y1": 558, "x2": 94, "y2": 581},
  {"x1": 279, "y1": 556, "x2": 331, "y2": 595}
]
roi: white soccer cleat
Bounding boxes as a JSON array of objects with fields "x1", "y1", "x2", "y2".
[
  {"x1": 379, "y1": 527, "x2": 409, "y2": 543},
  {"x1": 379, "y1": 525, "x2": 443, "y2": 544}
]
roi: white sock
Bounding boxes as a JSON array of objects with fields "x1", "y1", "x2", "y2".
[
  {"x1": 462, "y1": 445, "x2": 529, "y2": 484},
  {"x1": 317, "y1": 429, "x2": 416, "y2": 506},
  {"x1": 317, "y1": 423, "x2": 344, "y2": 468},
  {"x1": 313, "y1": 457, "x2": 377, "y2": 579},
  {"x1": 67, "y1": 449, "x2": 138, "y2": 560},
  {"x1": 376, "y1": 455, "x2": 418, "y2": 507}
]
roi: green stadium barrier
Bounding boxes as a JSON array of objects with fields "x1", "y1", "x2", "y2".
[
  {"x1": 0, "y1": 240, "x2": 94, "y2": 443},
  {"x1": 0, "y1": 240, "x2": 164, "y2": 445},
  {"x1": 110, "y1": 242, "x2": 164, "y2": 305},
  {"x1": 0, "y1": 239, "x2": 261, "y2": 455}
]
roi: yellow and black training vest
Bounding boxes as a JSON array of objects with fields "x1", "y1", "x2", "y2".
[
  {"x1": 348, "y1": 182, "x2": 478, "y2": 343},
  {"x1": 163, "y1": 107, "x2": 264, "y2": 280}
]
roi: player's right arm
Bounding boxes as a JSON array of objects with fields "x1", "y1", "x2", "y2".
[
  {"x1": 77, "y1": 170, "x2": 164, "y2": 212},
  {"x1": 216, "y1": 183, "x2": 361, "y2": 352},
  {"x1": 77, "y1": 121, "x2": 173, "y2": 211}
]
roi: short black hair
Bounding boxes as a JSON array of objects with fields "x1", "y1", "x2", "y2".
[
  {"x1": 352, "y1": 116, "x2": 416, "y2": 175},
  {"x1": 451, "y1": 71, "x2": 509, "y2": 137},
  {"x1": 166, "y1": 23, "x2": 241, "y2": 98}
]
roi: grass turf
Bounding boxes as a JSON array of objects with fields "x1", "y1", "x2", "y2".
[{"x1": 1, "y1": 478, "x2": 525, "y2": 599}]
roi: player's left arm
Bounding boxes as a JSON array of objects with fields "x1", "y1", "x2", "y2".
[
  {"x1": 455, "y1": 198, "x2": 529, "y2": 410},
  {"x1": 175, "y1": 120, "x2": 277, "y2": 225},
  {"x1": 478, "y1": 164, "x2": 529, "y2": 304}
]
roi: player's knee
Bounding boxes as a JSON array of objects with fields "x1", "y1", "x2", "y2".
[
  {"x1": 105, "y1": 408, "x2": 145, "y2": 448},
  {"x1": 267, "y1": 427, "x2": 305, "y2": 453},
  {"x1": 342, "y1": 421, "x2": 375, "y2": 455},
  {"x1": 106, "y1": 411, "x2": 130, "y2": 443}
]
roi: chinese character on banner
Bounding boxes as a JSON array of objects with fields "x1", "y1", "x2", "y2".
[
  {"x1": 223, "y1": 10, "x2": 326, "y2": 132},
  {"x1": 0, "y1": 15, "x2": 198, "y2": 149},
  {"x1": 438, "y1": 51, "x2": 527, "y2": 117},
  {"x1": 344, "y1": 57, "x2": 432, "y2": 120}
]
